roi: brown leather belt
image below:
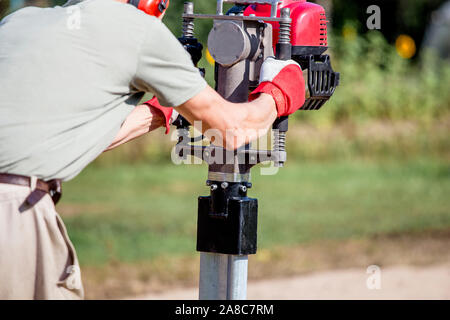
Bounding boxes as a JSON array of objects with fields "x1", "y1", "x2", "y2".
[{"x1": 0, "y1": 173, "x2": 62, "y2": 206}]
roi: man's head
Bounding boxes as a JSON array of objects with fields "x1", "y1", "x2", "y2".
[{"x1": 116, "y1": 0, "x2": 169, "y2": 19}]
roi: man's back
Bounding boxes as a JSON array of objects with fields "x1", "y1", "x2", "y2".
[{"x1": 0, "y1": 0, "x2": 205, "y2": 181}]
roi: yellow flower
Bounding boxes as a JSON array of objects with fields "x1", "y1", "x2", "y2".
[{"x1": 395, "y1": 35, "x2": 416, "y2": 59}]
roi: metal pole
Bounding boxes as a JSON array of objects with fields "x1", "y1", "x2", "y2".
[
  {"x1": 270, "y1": 0, "x2": 279, "y2": 18},
  {"x1": 216, "y1": 0, "x2": 223, "y2": 15},
  {"x1": 199, "y1": 253, "x2": 248, "y2": 300},
  {"x1": 227, "y1": 255, "x2": 248, "y2": 300},
  {"x1": 199, "y1": 253, "x2": 228, "y2": 300}
]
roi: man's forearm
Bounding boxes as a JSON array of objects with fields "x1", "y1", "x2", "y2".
[{"x1": 106, "y1": 104, "x2": 164, "y2": 151}]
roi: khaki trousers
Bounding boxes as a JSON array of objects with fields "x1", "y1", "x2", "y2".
[{"x1": 0, "y1": 183, "x2": 84, "y2": 300}]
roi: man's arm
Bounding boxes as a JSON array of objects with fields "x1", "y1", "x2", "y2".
[
  {"x1": 107, "y1": 58, "x2": 304, "y2": 151},
  {"x1": 106, "y1": 88, "x2": 276, "y2": 152},
  {"x1": 106, "y1": 103, "x2": 164, "y2": 151}
]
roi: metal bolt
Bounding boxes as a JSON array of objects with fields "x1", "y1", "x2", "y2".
[
  {"x1": 184, "y1": 2, "x2": 194, "y2": 14},
  {"x1": 240, "y1": 185, "x2": 247, "y2": 193},
  {"x1": 211, "y1": 184, "x2": 218, "y2": 191},
  {"x1": 221, "y1": 182, "x2": 229, "y2": 189}
]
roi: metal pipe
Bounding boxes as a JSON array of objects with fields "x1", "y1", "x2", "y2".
[
  {"x1": 270, "y1": 1, "x2": 278, "y2": 17},
  {"x1": 216, "y1": 0, "x2": 223, "y2": 15},
  {"x1": 199, "y1": 253, "x2": 249, "y2": 300},
  {"x1": 199, "y1": 253, "x2": 228, "y2": 300},
  {"x1": 227, "y1": 255, "x2": 248, "y2": 299}
]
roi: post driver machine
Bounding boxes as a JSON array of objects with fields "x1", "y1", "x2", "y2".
[{"x1": 173, "y1": 0, "x2": 339, "y2": 300}]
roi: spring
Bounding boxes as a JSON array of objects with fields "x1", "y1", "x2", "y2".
[
  {"x1": 182, "y1": 18, "x2": 195, "y2": 38},
  {"x1": 273, "y1": 131, "x2": 286, "y2": 152},
  {"x1": 278, "y1": 23, "x2": 291, "y2": 44}
]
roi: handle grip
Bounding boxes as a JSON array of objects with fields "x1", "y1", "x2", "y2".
[{"x1": 272, "y1": 42, "x2": 291, "y2": 133}]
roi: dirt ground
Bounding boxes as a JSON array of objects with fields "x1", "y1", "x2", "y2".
[
  {"x1": 81, "y1": 231, "x2": 450, "y2": 299},
  {"x1": 132, "y1": 263, "x2": 450, "y2": 300}
]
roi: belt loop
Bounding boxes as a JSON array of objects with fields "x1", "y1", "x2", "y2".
[{"x1": 30, "y1": 176, "x2": 37, "y2": 191}]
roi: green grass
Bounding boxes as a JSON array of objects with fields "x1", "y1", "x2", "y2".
[{"x1": 60, "y1": 157, "x2": 450, "y2": 267}]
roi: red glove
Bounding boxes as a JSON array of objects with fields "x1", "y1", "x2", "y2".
[
  {"x1": 144, "y1": 97, "x2": 178, "y2": 134},
  {"x1": 249, "y1": 57, "x2": 305, "y2": 117}
]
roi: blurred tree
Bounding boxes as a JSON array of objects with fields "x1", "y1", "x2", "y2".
[
  {"x1": 332, "y1": 0, "x2": 446, "y2": 48},
  {"x1": 422, "y1": 1, "x2": 450, "y2": 59},
  {"x1": 1, "y1": 0, "x2": 10, "y2": 19}
]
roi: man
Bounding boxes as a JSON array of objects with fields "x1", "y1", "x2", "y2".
[{"x1": 0, "y1": 0, "x2": 305, "y2": 299}]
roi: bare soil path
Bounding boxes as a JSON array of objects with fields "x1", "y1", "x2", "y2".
[{"x1": 132, "y1": 264, "x2": 450, "y2": 300}]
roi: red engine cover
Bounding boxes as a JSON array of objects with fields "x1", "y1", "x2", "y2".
[{"x1": 244, "y1": 0, "x2": 327, "y2": 48}]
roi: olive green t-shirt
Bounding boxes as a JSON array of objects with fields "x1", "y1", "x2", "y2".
[{"x1": 0, "y1": 0, "x2": 206, "y2": 181}]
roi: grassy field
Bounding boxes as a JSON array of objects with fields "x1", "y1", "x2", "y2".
[{"x1": 60, "y1": 156, "x2": 450, "y2": 267}]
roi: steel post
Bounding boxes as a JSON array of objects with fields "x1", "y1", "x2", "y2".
[
  {"x1": 199, "y1": 252, "x2": 229, "y2": 300},
  {"x1": 226, "y1": 255, "x2": 248, "y2": 300},
  {"x1": 199, "y1": 253, "x2": 248, "y2": 300}
]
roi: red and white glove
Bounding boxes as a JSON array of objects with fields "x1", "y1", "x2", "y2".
[
  {"x1": 144, "y1": 97, "x2": 179, "y2": 134},
  {"x1": 249, "y1": 57, "x2": 305, "y2": 118}
]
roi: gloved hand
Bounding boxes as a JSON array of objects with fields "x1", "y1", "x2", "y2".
[
  {"x1": 249, "y1": 57, "x2": 305, "y2": 118},
  {"x1": 144, "y1": 97, "x2": 179, "y2": 134}
]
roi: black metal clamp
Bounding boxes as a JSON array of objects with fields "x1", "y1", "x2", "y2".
[{"x1": 198, "y1": 181, "x2": 258, "y2": 255}]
